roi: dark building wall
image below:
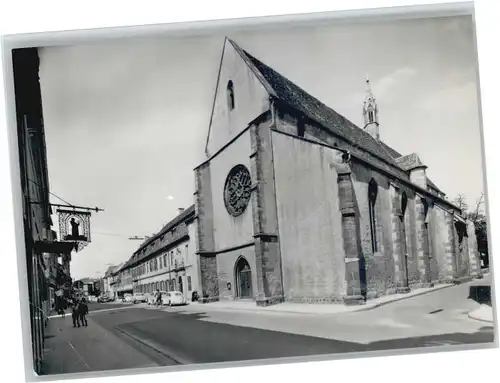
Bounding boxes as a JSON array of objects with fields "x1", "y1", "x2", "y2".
[{"x1": 12, "y1": 47, "x2": 52, "y2": 375}]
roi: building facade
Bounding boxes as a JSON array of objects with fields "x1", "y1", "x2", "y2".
[
  {"x1": 102, "y1": 265, "x2": 117, "y2": 296},
  {"x1": 121, "y1": 206, "x2": 200, "y2": 302},
  {"x1": 194, "y1": 38, "x2": 482, "y2": 307},
  {"x1": 108, "y1": 263, "x2": 124, "y2": 300},
  {"x1": 12, "y1": 48, "x2": 69, "y2": 374},
  {"x1": 111, "y1": 263, "x2": 133, "y2": 299}
]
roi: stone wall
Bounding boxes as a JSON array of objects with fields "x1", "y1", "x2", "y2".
[
  {"x1": 428, "y1": 205, "x2": 451, "y2": 281},
  {"x1": 350, "y1": 162, "x2": 396, "y2": 298},
  {"x1": 216, "y1": 246, "x2": 257, "y2": 300},
  {"x1": 250, "y1": 119, "x2": 284, "y2": 305},
  {"x1": 467, "y1": 220, "x2": 481, "y2": 277},
  {"x1": 209, "y1": 130, "x2": 254, "y2": 251},
  {"x1": 205, "y1": 39, "x2": 270, "y2": 157},
  {"x1": 194, "y1": 163, "x2": 218, "y2": 300},
  {"x1": 271, "y1": 130, "x2": 346, "y2": 302}
]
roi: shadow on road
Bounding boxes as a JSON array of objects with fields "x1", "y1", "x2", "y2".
[
  {"x1": 468, "y1": 285, "x2": 492, "y2": 306},
  {"x1": 111, "y1": 310, "x2": 496, "y2": 366}
]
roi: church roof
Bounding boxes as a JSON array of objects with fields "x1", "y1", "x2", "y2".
[
  {"x1": 395, "y1": 153, "x2": 425, "y2": 170},
  {"x1": 229, "y1": 39, "x2": 445, "y2": 195},
  {"x1": 236, "y1": 44, "x2": 401, "y2": 169}
]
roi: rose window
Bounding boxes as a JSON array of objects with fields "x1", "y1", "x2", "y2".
[{"x1": 224, "y1": 165, "x2": 252, "y2": 217}]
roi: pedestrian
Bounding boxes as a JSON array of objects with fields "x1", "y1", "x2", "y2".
[
  {"x1": 56, "y1": 296, "x2": 65, "y2": 317},
  {"x1": 72, "y1": 299, "x2": 81, "y2": 328},
  {"x1": 155, "y1": 289, "x2": 162, "y2": 308},
  {"x1": 78, "y1": 298, "x2": 89, "y2": 327}
]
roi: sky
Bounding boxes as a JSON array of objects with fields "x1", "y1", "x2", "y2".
[{"x1": 38, "y1": 15, "x2": 484, "y2": 280}]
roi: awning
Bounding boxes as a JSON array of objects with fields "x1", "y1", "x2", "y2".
[{"x1": 34, "y1": 240, "x2": 76, "y2": 254}]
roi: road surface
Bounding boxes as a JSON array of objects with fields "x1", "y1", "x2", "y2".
[{"x1": 42, "y1": 277, "x2": 495, "y2": 375}]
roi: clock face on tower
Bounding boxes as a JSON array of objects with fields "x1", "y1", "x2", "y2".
[{"x1": 224, "y1": 164, "x2": 252, "y2": 217}]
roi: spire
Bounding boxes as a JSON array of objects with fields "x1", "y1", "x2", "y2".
[{"x1": 363, "y1": 75, "x2": 380, "y2": 140}]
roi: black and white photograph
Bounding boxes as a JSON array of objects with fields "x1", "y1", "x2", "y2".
[{"x1": 1, "y1": 1, "x2": 497, "y2": 380}]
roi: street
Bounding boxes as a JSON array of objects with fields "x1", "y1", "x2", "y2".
[{"x1": 42, "y1": 276, "x2": 495, "y2": 375}]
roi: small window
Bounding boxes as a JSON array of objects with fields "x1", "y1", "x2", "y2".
[
  {"x1": 297, "y1": 119, "x2": 305, "y2": 138},
  {"x1": 368, "y1": 178, "x2": 378, "y2": 253},
  {"x1": 368, "y1": 110, "x2": 374, "y2": 123},
  {"x1": 187, "y1": 276, "x2": 192, "y2": 291},
  {"x1": 227, "y1": 80, "x2": 235, "y2": 110}
]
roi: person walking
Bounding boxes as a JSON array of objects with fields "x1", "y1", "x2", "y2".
[
  {"x1": 78, "y1": 298, "x2": 89, "y2": 327},
  {"x1": 55, "y1": 296, "x2": 65, "y2": 317},
  {"x1": 72, "y1": 298, "x2": 81, "y2": 328},
  {"x1": 155, "y1": 289, "x2": 162, "y2": 308}
]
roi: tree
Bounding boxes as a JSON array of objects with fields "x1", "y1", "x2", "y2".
[
  {"x1": 455, "y1": 193, "x2": 489, "y2": 268},
  {"x1": 453, "y1": 194, "x2": 469, "y2": 213}
]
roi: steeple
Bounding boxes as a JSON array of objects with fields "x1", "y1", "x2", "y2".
[{"x1": 363, "y1": 76, "x2": 380, "y2": 140}]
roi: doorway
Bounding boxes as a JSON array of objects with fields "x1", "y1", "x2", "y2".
[
  {"x1": 178, "y1": 276, "x2": 183, "y2": 293},
  {"x1": 235, "y1": 257, "x2": 252, "y2": 299}
]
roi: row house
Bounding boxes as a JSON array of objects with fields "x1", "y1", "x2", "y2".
[
  {"x1": 12, "y1": 47, "x2": 76, "y2": 374},
  {"x1": 102, "y1": 264, "x2": 117, "y2": 296},
  {"x1": 123, "y1": 206, "x2": 200, "y2": 302},
  {"x1": 108, "y1": 262, "x2": 124, "y2": 299},
  {"x1": 111, "y1": 262, "x2": 133, "y2": 298}
]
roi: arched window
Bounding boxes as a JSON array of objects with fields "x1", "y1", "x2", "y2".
[
  {"x1": 368, "y1": 178, "x2": 378, "y2": 253},
  {"x1": 368, "y1": 110, "x2": 374, "y2": 123},
  {"x1": 227, "y1": 80, "x2": 235, "y2": 110},
  {"x1": 401, "y1": 192, "x2": 408, "y2": 216},
  {"x1": 400, "y1": 191, "x2": 409, "y2": 259}
]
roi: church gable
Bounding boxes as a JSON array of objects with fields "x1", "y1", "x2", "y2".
[{"x1": 205, "y1": 38, "x2": 273, "y2": 158}]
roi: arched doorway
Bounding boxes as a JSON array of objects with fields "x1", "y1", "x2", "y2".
[{"x1": 235, "y1": 257, "x2": 252, "y2": 299}]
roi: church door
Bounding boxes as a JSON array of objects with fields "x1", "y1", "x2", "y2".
[{"x1": 236, "y1": 258, "x2": 252, "y2": 299}]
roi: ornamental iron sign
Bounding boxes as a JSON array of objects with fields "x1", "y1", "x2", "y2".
[{"x1": 57, "y1": 209, "x2": 92, "y2": 252}]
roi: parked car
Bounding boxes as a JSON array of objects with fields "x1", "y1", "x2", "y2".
[
  {"x1": 122, "y1": 294, "x2": 133, "y2": 303},
  {"x1": 145, "y1": 293, "x2": 155, "y2": 305},
  {"x1": 163, "y1": 291, "x2": 187, "y2": 306},
  {"x1": 132, "y1": 293, "x2": 147, "y2": 304},
  {"x1": 98, "y1": 295, "x2": 112, "y2": 303}
]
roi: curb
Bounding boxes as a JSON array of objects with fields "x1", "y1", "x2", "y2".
[
  {"x1": 352, "y1": 284, "x2": 456, "y2": 313},
  {"x1": 468, "y1": 307, "x2": 494, "y2": 324},
  {"x1": 186, "y1": 284, "x2": 457, "y2": 316},
  {"x1": 115, "y1": 327, "x2": 191, "y2": 365}
]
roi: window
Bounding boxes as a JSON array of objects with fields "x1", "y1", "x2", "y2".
[
  {"x1": 227, "y1": 80, "x2": 235, "y2": 110},
  {"x1": 163, "y1": 254, "x2": 167, "y2": 266},
  {"x1": 297, "y1": 118, "x2": 305, "y2": 138},
  {"x1": 400, "y1": 192, "x2": 408, "y2": 256},
  {"x1": 187, "y1": 276, "x2": 192, "y2": 291},
  {"x1": 159, "y1": 257, "x2": 163, "y2": 269},
  {"x1": 368, "y1": 178, "x2": 378, "y2": 253},
  {"x1": 368, "y1": 110, "x2": 374, "y2": 123}
]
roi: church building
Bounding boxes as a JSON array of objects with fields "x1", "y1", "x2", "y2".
[{"x1": 193, "y1": 37, "x2": 481, "y2": 307}]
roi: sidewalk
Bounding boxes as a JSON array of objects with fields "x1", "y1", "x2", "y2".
[
  {"x1": 143, "y1": 282, "x2": 456, "y2": 316},
  {"x1": 468, "y1": 305, "x2": 494, "y2": 324},
  {"x1": 41, "y1": 314, "x2": 160, "y2": 375}
]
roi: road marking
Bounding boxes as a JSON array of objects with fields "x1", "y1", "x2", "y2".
[{"x1": 68, "y1": 341, "x2": 91, "y2": 370}]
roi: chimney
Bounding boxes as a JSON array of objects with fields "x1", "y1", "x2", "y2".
[{"x1": 177, "y1": 208, "x2": 185, "y2": 215}]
